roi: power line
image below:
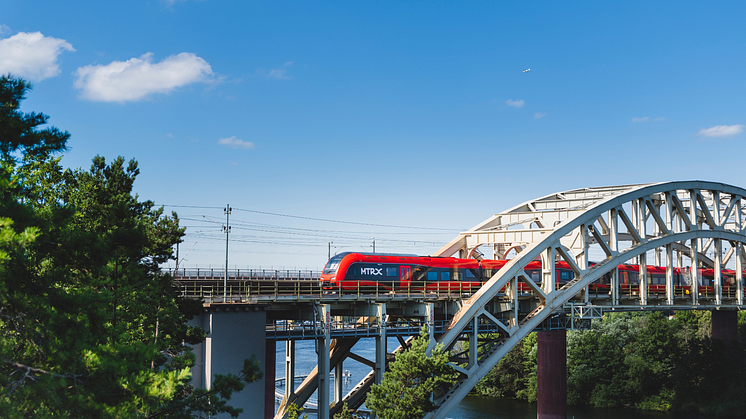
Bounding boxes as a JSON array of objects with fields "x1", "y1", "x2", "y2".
[{"x1": 165, "y1": 204, "x2": 462, "y2": 231}]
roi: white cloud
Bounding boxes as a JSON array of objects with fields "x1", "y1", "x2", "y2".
[
  {"x1": 162, "y1": 0, "x2": 195, "y2": 6},
  {"x1": 73, "y1": 52, "x2": 213, "y2": 102},
  {"x1": 631, "y1": 116, "x2": 649, "y2": 122},
  {"x1": 257, "y1": 62, "x2": 293, "y2": 79},
  {"x1": 218, "y1": 136, "x2": 255, "y2": 149},
  {"x1": 534, "y1": 112, "x2": 546, "y2": 119},
  {"x1": 654, "y1": 117, "x2": 666, "y2": 121},
  {"x1": 0, "y1": 32, "x2": 74, "y2": 81},
  {"x1": 698, "y1": 124, "x2": 744, "y2": 138},
  {"x1": 0, "y1": 25, "x2": 10, "y2": 35},
  {"x1": 267, "y1": 69, "x2": 289, "y2": 79},
  {"x1": 505, "y1": 99, "x2": 524, "y2": 108}
]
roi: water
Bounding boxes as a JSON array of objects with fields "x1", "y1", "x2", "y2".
[{"x1": 274, "y1": 340, "x2": 708, "y2": 419}]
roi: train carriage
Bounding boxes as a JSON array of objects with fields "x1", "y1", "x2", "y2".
[
  {"x1": 321, "y1": 252, "x2": 746, "y2": 296},
  {"x1": 320, "y1": 252, "x2": 578, "y2": 292}
]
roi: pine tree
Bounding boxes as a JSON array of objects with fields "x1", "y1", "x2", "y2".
[
  {"x1": 0, "y1": 75, "x2": 259, "y2": 418},
  {"x1": 333, "y1": 402, "x2": 355, "y2": 419},
  {"x1": 365, "y1": 328, "x2": 457, "y2": 419}
]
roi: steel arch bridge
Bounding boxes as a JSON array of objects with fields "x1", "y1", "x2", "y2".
[{"x1": 422, "y1": 181, "x2": 746, "y2": 419}]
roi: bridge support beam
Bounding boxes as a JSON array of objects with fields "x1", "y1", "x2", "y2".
[
  {"x1": 375, "y1": 304, "x2": 387, "y2": 385},
  {"x1": 284, "y1": 341, "x2": 295, "y2": 403},
  {"x1": 469, "y1": 317, "x2": 478, "y2": 369},
  {"x1": 537, "y1": 330, "x2": 566, "y2": 419},
  {"x1": 265, "y1": 340, "x2": 276, "y2": 419},
  {"x1": 334, "y1": 358, "x2": 344, "y2": 405},
  {"x1": 318, "y1": 304, "x2": 331, "y2": 419},
  {"x1": 425, "y1": 302, "x2": 436, "y2": 353},
  {"x1": 711, "y1": 310, "x2": 738, "y2": 342}
]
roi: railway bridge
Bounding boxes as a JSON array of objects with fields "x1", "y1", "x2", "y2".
[{"x1": 175, "y1": 181, "x2": 746, "y2": 419}]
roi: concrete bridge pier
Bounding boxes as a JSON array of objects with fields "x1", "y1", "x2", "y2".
[
  {"x1": 711, "y1": 310, "x2": 738, "y2": 341},
  {"x1": 536, "y1": 330, "x2": 566, "y2": 419},
  {"x1": 189, "y1": 305, "x2": 268, "y2": 419}
]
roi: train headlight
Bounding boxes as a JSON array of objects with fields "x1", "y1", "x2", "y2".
[{"x1": 331, "y1": 277, "x2": 336, "y2": 281}]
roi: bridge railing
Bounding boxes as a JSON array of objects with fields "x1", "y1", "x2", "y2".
[
  {"x1": 172, "y1": 272, "x2": 740, "y2": 304},
  {"x1": 265, "y1": 318, "x2": 505, "y2": 341},
  {"x1": 174, "y1": 279, "x2": 491, "y2": 302},
  {"x1": 166, "y1": 268, "x2": 320, "y2": 281},
  {"x1": 169, "y1": 266, "x2": 742, "y2": 306}
]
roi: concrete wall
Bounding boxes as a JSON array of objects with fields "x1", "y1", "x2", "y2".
[{"x1": 189, "y1": 307, "x2": 268, "y2": 418}]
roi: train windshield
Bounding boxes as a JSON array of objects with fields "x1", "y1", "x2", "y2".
[{"x1": 323, "y1": 252, "x2": 351, "y2": 275}]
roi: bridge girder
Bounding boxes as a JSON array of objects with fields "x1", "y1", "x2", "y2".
[{"x1": 425, "y1": 181, "x2": 746, "y2": 419}]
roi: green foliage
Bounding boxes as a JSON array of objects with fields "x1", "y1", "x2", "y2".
[
  {"x1": 566, "y1": 312, "x2": 678, "y2": 410},
  {"x1": 567, "y1": 311, "x2": 743, "y2": 415},
  {"x1": 150, "y1": 356, "x2": 263, "y2": 418},
  {"x1": 0, "y1": 75, "x2": 259, "y2": 418},
  {"x1": 366, "y1": 328, "x2": 458, "y2": 419},
  {"x1": 475, "y1": 310, "x2": 746, "y2": 416},
  {"x1": 473, "y1": 332, "x2": 537, "y2": 402},
  {"x1": 332, "y1": 401, "x2": 355, "y2": 419},
  {"x1": 286, "y1": 403, "x2": 307, "y2": 419},
  {"x1": 736, "y1": 311, "x2": 746, "y2": 339},
  {"x1": 0, "y1": 75, "x2": 69, "y2": 161}
]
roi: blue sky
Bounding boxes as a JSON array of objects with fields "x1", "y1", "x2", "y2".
[{"x1": 3, "y1": 1, "x2": 745, "y2": 270}]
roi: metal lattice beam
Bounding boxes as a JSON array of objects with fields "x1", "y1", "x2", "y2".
[{"x1": 425, "y1": 181, "x2": 746, "y2": 419}]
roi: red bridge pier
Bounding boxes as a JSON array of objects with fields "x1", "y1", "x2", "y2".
[
  {"x1": 537, "y1": 329, "x2": 566, "y2": 419},
  {"x1": 712, "y1": 309, "x2": 738, "y2": 342},
  {"x1": 265, "y1": 339, "x2": 276, "y2": 419}
]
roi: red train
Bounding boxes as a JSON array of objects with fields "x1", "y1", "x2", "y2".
[
  {"x1": 321, "y1": 252, "x2": 575, "y2": 292},
  {"x1": 320, "y1": 252, "x2": 742, "y2": 295}
]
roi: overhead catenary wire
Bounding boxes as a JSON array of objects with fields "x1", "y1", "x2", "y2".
[
  {"x1": 164, "y1": 204, "x2": 459, "y2": 268},
  {"x1": 186, "y1": 225, "x2": 446, "y2": 246},
  {"x1": 165, "y1": 204, "x2": 463, "y2": 231},
  {"x1": 180, "y1": 218, "x2": 449, "y2": 237}
]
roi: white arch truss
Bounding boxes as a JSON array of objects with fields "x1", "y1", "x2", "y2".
[{"x1": 425, "y1": 181, "x2": 746, "y2": 419}]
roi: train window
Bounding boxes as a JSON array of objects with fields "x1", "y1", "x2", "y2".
[
  {"x1": 386, "y1": 267, "x2": 397, "y2": 277},
  {"x1": 427, "y1": 271, "x2": 438, "y2": 281},
  {"x1": 628, "y1": 271, "x2": 639, "y2": 284},
  {"x1": 461, "y1": 269, "x2": 477, "y2": 279},
  {"x1": 412, "y1": 267, "x2": 426, "y2": 281},
  {"x1": 441, "y1": 271, "x2": 451, "y2": 281},
  {"x1": 323, "y1": 252, "x2": 350, "y2": 274},
  {"x1": 559, "y1": 270, "x2": 572, "y2": 281},
  {"x1": 526, "y1": 270, "x2": 541, "y2": 282},
  {"x1": 652, "y1": 274, "x2": 665, "y2": 285},
  {"x1": 601, "y1": 272, "x2": 611, "y2": 285}
]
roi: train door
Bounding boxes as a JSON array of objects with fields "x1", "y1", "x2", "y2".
[{"x1": 401, "y1": 265, "x2": 411, "y2": 283}]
